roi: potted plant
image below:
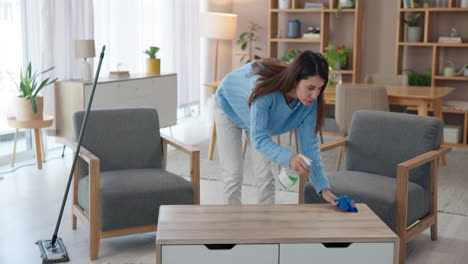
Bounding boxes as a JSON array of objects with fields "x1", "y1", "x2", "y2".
[
  {"x1": 322, "y1": 44, "x2": 351, "y2": 70},
  {"x1": 16, "y1": 62, "x2": 57, "y2": 121},
  {"x1": 280, "y1": 49, "x2": 302, "y2": 63},
  {"x1": 235, "y1": 22, "x2": 262, "y2": 64},
  {"x1": 143, "y1": 46, "x2": 160, "y2": 74},
  {"x1": 405, "y1": 68, "x2": 431, "y2": 86},
  {"x1": 336, "y1": 0, "x2": 355, "y2": 23},
  {"x1": 403, "y1": 13, "x2": 422, "y2": 42}
]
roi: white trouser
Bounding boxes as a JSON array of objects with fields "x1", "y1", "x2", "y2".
[{"x1": 215, "y1": 106, "x2": 275, "y2": 204}]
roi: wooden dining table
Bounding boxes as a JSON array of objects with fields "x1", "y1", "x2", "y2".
[{"x1": 324, "y1": 83, "x2": 455, "y2": 118}]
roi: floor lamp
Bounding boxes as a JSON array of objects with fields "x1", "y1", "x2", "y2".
[{"x1": 200, "y1": 12, "x2": 238, "y2": 81}]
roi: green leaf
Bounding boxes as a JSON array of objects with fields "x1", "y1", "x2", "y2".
[
  {"x1": 30, "y1": 97, "x2": 37, "y2": 114},
  {"x1": 26, "y1": 62, "x2": 32, "y2": 79},
  {"x1": 143, "y1": 46, "x2": 160, "y2": 59},
  {"x1": 241, "y1": 42, "x2": 247, "y2": 50},
  {"x1": 38, "y1": 66, "x2": 55, "y2": 75},
  {"x1": 254, "y1": 55, "x2": 261, "y2": 60}
]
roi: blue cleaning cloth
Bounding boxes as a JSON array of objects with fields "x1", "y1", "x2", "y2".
[{"x1": 334, "y1": 196, "x2": 358, "y2": 212}]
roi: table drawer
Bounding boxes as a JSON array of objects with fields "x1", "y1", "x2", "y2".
[
  {"x1": 162, "y1": 244, "x2": 278, "y2": 264},
  {"x1": 280, "y1": 242, "x2": 394, "y2": 264}
]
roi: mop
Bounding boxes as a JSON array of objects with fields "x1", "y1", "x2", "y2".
[{"x1": 36, "y1": 45, "x2": 106, "y2": 263}]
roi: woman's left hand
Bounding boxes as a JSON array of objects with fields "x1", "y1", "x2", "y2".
[{"x1": 321, "y1": 188, "x2": 339, "y2": 206}]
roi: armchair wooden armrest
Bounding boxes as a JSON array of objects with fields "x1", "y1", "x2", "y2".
[
  {"x1": 395, "y1": 145, "x2": 451, "y2": 244},
  {"x1": 64, "y1": 138, "x2": 99, "y2": 163},
  {"x1": 398, "y1": 146, "x2": 451, "y2": 170},
  {"x1": 319, "y1": 137, "x2": 348, "y2": 152},
  {"x1": 64, "y1": 138, "x2": 101, "y2": 241},
  {"x1": 161, "y1": 133, "x2": 200, "y2": 204}
]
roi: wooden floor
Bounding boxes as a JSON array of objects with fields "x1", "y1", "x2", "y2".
[{"x1": 0, "y1": 116, "x2": 467, "y2": 263}]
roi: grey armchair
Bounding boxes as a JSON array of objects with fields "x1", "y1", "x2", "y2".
[
  {"x1": 65, "y1": 108, "x2": 200, "y2": 260},
  {"x1": 299, "y1": 110, "x2": 451, "y2": 264}
]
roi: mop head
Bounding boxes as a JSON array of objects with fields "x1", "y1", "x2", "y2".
[{"x1": 36, "y1": 237, "x2": 70, "y2": 263}]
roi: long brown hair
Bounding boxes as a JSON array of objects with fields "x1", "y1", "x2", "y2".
[{"x1": 248, "y1": 50, "x2": 329, "y2": 134}]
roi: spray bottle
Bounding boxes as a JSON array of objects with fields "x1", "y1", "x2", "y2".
[{"x1": 278, "y1": 154, "x2": 311, "y2": 189}]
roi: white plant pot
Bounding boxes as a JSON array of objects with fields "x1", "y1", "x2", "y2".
[
  {"x1": 464, "y1": 68, "x2": 468, "y2": 77},
  {"x1": 16, "y1": 96, "x2": 44, "y2": 121},
  {"x1": 278, "y1": 0, "x2": 290, "y2": 9},
  {"x1": 339, "y1": 0, "x2": 354, "y2": 8},
  {"x1": 407, "y1": 27, "x2": 422, "y2": 42},
  {"x1": 461, "y1": 0, "x2": 468, "y2": 8}
]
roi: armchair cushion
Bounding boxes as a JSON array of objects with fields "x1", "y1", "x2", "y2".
[
  {"x1": 345, "y1": 110, "x2": 443, "y2": 189},
  {"x1": 73, "y1": 108, "x2": 163, "y2": 178},
  {"x1": 78, "y1": 168, "x2": 194, "y2": 231},
  {"x1": 304, "y1": 170, "x2": 429, "y2": 230}
]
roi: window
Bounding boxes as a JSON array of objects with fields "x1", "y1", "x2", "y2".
[{"x1": 0, "y1": 0, "x2": 32, "y2": 159}]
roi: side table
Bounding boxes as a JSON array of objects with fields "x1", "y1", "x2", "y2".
[{"x1": 7, "y1": 115, "x2": 54, "y2": 169}]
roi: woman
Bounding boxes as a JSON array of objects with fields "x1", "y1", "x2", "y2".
[{"x1": 214, "y1": 50, "x2": 338, "y2": 206}]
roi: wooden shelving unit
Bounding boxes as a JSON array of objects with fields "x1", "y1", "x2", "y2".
[
  {"x1": 396, "y1": 0, "x2": 468, "y2": 147},
  {"x1": 268, "y1": 0, "x2": 363, "y2": 83}
]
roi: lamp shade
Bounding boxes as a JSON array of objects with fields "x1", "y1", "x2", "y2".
[
  {"x1": 75, "y1": 40, "x2": 96, "y2": 58},
  {"x1": 200, "y1": 12, "x2": 238, "y2": 40}
]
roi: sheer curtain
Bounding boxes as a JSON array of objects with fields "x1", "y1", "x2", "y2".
[
  {"x1": 94, "y1": 0, "x2": 200, "y2": 107},
  {"x1": 23, "y1": 0, "x2": 94, "y2": 117}
]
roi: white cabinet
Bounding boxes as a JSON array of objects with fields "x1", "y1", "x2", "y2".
[
  {"x1": 55, "y1": 73, "x2": 177, "y2": 139},
  {"x1": 162, "y1": 244, "x2": 278, "y2": 264}
]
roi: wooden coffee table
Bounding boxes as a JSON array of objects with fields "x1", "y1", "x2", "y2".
[{"x1": 156, "y1": 204, "x2": 399, "y2": 264}]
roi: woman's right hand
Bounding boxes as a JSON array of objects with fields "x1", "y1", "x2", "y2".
[{"x1": 289, "y1": 154, "x2": 311, "y2": 176}]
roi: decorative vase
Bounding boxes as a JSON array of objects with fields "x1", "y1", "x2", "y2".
[
  {"x1": 278, "y1": 0, "x2": 291, "y2": 9},
  {"x1": 340, "y1": 56, "x2": 349, "y2": 70},
  {"x1": 339, "y1": 0, "x2": 354, "y2": 8},
  {"x1": 407, "y1": 26, "x2": 422, "y2": 42},
  {"x1": 328, "y1": 64, "x2": 342, "y2": 88},
  {"x1": 287, "y1": 19, "x2": 301, "y2": 38},
  {"x1": 462, "y1": 0, "x2": 468, "y2": 8},
  {"x1": 16, "y1": 96, "x2": 43, "y2": 121},
  {"x1": 146, "y1": 58, "x2": 161, "y2": 74}
]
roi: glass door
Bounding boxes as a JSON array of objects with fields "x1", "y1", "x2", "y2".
[{"x1": 0, "y1": 0, "x2": 33, "y2": 165}]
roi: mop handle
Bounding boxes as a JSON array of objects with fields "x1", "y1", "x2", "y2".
[{"x1": 51, "y1": 45, "x2": 106, "y2": 246}]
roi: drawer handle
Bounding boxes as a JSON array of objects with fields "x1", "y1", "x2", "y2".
[
  {"x1": 322, "y1": 243, "x2": 352, "y2": 248},
  {"x1": 204, "y1": 244, "x2": 236, "y2": 250}
]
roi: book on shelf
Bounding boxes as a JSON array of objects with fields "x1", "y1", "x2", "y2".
[
  {"x1": 438, "y1": 37, "x2": 463, "y2": 43},
  {"x1": 109, "y1": 71, "x2": 130, "y2": 78},
  {"x1": 304, "y1": 3, "x2": 327, "y2": 9},
  {"x1": 302, "y1": 33, "x2": 320, "y2": 40}
]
